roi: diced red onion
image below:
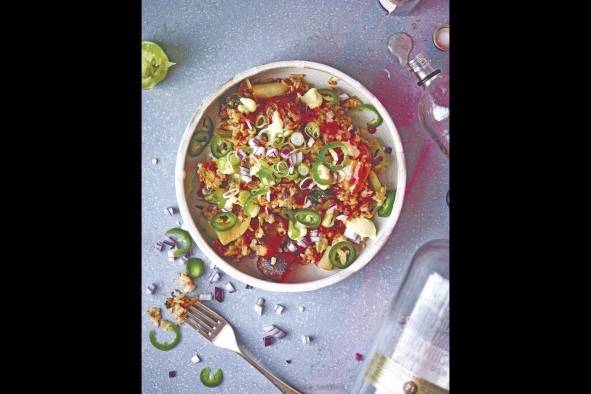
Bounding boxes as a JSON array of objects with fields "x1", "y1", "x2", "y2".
[
  {"x1": 237, "y1": 149, "x2": 247, "y2": 160},
  {"x1": 288, "y1": 165, "x2": 294, "y2": 174},
  {"x1": 225, "y1": 282, "x2": 236, "y2": 293},
  {"x1": 253, "y1": 146, "x2": 266, "y2": 157},
  {"x1": 248, "y1": 138, "x2": 259, "y2": 148},
  {"x1": 280, "y1": 148, "x2": 291, "y2": 159},
  {"x1": 209, "y1": 270, "x2": 221, "y2": 283},
  {"x1": 241, "y1": 175, "x2": 252, "y2": 183},
  {"x1": 264, "y1": 206, "x2": 270, "y2": 215},
  {"x1": 336, "y1": 214, "x2": 348, "y2": 222},
  {"x1": 263, "y1": 325, "x2": 276, "y2": 333},
  {"x1": 338, "y1": 93, "x2": 349, "y2": 101},
  {"x1": 180, "y1": 255, "x2": 189, "y2": 262},
  {"x1": 309, "y1": 236, "x2": 321, "y2": 243},
  {"x1": 263, "y1": 324, "x2": 287, "y2": 338},
  {"x1": 162, "y1": 239, "x2": 176, "y2": 248},
  {"x1": 288, "y1": 153, "x2": 297, "y2": 167},
  {"x1": 263, "y1": 336, "x2": 274, "y2": 347},
  {"x1": 254, "y1": 304, "x2": 263, "y2": 315},
  {"x1": 154, "y1": 242, "x2": 164, "y2": 252},
  {"x1": 303, "y1": 199, "x2": 312, "y2": 208},
  {"x1": 256, "y1": 297, "x2": 265, "y2": 306},
  {"x1": 309, "y1": 229, "x2": 319, "y2": 237},
  {"x1": 198, "y1": 293, "x2": 212, "y2": 301},
  {"x1": 286, "y1": 241, "x2": 297, "y2": 252},
  {"x1": 274, "y1": 304, "x2": 285, "y2": 315},
  {"x1": 329, "y1": 148, "x2": 339, "y2": 163},
  {"x1": 266, "y1": 190, "x2": 271, "y2": 201},
  {"x1": 344, "y1": 227, "x2": 360, "y2": 243},
  {"x1": 384, "y1": 146, "x2": 393, "y2": 154},
  {"x1": 299, "y1": 177, "x2": 314, "y2": 190},
  {"x1": 372, "y1": 156, "x2": 383, "y2": 165},
  {"x1": 214, "y1": 287, "x2": 224, "y2": 302},
  {"x1": 296, "y1": 239, "x2": 308, "y2": 248},
  {"x1": 296, "y1": 151, "x2": 303, "y2": 165},
  {"x1": 165, "y1": 207, "x2": 177, "y2": 216},
  {"x1": 245, "y1": 119, "x2": 253, "y2": 130},
  {"x1": 307, "y1": 137, "x2": 315, "y2": 147},
  {"x1": 168, "y1": 371, "x2": 177, "y2": 378},
  {"x1": 355, "y1": 353, "x2": 364, "y2": 361},
  {"x1": 266, "y1": 147, "x2": 279, "y2": 158}
]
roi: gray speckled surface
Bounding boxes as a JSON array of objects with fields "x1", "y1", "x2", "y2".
[{"x1": 142, "y1": 0, "x2": 448, "y2": 393}]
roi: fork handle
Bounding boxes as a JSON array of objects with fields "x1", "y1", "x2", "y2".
[{"x1": 237, "y1": 347, "x2": 303, "y2": 394}]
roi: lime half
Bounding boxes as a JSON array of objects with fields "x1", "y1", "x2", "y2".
[{"x1": 142, "y1": 41, "x2": 175, "y2": 90}]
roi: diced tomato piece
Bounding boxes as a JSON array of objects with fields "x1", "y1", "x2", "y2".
[{"x1": 322, "y1": 121, "x2": 339, "y2": 135}]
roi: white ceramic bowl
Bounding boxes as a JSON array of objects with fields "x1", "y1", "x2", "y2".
[{"x1": 175, "y1": 61, "x2": 406, "y2": 292}]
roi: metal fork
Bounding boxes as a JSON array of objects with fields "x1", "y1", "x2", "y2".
[{"x1": 185, "y1": 301, "x2": 303, "y2": 394}]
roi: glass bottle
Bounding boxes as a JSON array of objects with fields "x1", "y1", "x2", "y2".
[
  {"x1": 351, "y1": 239, "x2": 449, "y2": 394},
  {"x1": 409, "y1": 54, "x2": 450, "y2": 157}
]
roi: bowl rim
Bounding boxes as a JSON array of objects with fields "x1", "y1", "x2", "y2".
[{"x1": 175, "y1": 60, "x2": 406, "y2": 292}]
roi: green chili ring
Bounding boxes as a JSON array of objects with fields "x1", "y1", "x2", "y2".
[
  {"x1": 329, "y1": 241, "x2": 357, "y2": 269},
  {"x1": 356, "y1": 103, "x2": 384, "y2": 128},
  {"x1": 210, "y1": 212, "x2": 237, "y2": 232},
  {"x1": 200, "y1": 367, "x2": 224, "y2": 388},
  {"x1": 378, "y1": 190, "x2": 396, "y2": 217},
  {"x1": 318, "y1": 89, "x2": 339, "y2": 105},
  {"x1": 311, "y1": 161, "x2": 333, "y2": 186},
  {"x1": 203, "y1": 116, "x2": 214, "y2": 133},
  {"x1": 294, "y1": 209, "x2": 321, "y2": 228},
  {"x1": 165, "y1": 228, "x2": 193, "y2": 257},
  {"x1": 149, "y1": 324, "x2": 181, "y2": 351},
  {"x1": 210, "y1": 135, "x2": 234, "y2": 158},
  {"x1": 318, "y1": 142, "x2": 350, "y2": 170},
  {"x1": 189, "y1": 128, "x2": 211, "y2": 157}
]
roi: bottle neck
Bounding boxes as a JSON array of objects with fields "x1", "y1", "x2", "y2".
[{"x1": 408, "y1": 53, "x2": 441, "y2": 87}]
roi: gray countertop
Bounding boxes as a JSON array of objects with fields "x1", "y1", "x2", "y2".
[{"x1": 142, "y1": 0, "x2": 449, "y2": 392}]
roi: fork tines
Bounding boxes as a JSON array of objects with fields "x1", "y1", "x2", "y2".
[{"x1": 185, "y1": 301, "x2": 225, "y2": 338}]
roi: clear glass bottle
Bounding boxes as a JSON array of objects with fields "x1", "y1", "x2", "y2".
[
  {"x1": 351, "y1": 239, "x2": 449, "y2": 394},
  {"x1": 409, "y1": 54, "x2": 450, "y2": 157}
]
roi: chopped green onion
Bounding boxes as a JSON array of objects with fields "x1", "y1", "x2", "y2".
[
  {"x1": 255, "y1": 114, "x2": 268, "y2": 129},
  {"x1": 273, "y1": 161, "x2": 290, "y2": 178},
  {"x1": 297, "y1": 163, "x2": 309, "y2": 176},
  {"x1": 304, "y1": 122, "x2": 320, "y2": 139}
]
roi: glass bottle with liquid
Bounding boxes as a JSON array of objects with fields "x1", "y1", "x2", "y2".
[
  {"x1": 351, "y1": 239, "x2": 449, "y2": 394},
  {"x1": 409, "y1": 54, "x2": 450, "y2": 157}
]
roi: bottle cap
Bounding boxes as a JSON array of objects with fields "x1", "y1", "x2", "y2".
[{"x1": 433, "y1": 24, "x2": 449, "y2": 52}]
